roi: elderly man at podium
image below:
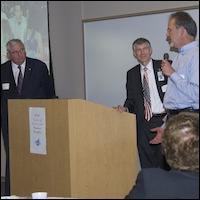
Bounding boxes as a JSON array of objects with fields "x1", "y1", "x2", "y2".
[{"x1": 1, "y1": 38, "x2": 55, "y2": 195}]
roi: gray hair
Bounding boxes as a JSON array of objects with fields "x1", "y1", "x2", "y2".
[
  {"x1": 169, "y1": 11, "x2": 197, "y2": 38},
  {"x1": 132, "y1": 38, "x2": 151, "y2": 51},
  {"x1": 6, "y1": 39, "x2": 24, "y2": 51}
]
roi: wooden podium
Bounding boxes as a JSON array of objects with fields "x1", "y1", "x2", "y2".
[{"x1": 8, "y1": 99, "x2": 138, "y2": 199}]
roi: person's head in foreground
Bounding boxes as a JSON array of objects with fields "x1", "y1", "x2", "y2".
[{"x1": 162, "y1": 112, "x2": 199, "y2": 173}]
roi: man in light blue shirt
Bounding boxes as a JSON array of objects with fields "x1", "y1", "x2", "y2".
[
  {"x1": 150, "y1": 11, "x2": 199, "y2": 144},
  {"x1": 163, "y1": 40, "x2": 199, "y2": 110}
]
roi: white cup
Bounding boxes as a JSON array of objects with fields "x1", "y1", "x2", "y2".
[{"x1": 31, "y1": 192, "x2": 48, "y2": 199}]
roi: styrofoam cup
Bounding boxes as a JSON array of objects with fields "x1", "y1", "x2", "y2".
[{"x1": 31, "y1": 192, "x2": 48, "y2": 199}]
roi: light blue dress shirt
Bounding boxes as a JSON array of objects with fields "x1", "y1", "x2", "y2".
[{"x1": 164, "y1": 40, "x2": 199, "y2": 110}]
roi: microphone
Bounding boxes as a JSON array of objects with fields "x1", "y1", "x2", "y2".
[{"x1": 163, "y1": 53, "x2": 169, "y2": 61}]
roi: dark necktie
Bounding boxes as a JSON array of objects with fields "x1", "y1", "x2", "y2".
[
  {"x1": 143, "y1": 67, "x2": 152, "y2": 121},
  {"x1": 17, "y1": 65, "x2": 23, "y2": 95}
]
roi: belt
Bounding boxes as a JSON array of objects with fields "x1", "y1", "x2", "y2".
[
  {"x1": 152, "y1": 113, "x2": 166, "y2": 117},
  {"x1": 167, "y1": 108, "x2": 199, "y2": 115}
]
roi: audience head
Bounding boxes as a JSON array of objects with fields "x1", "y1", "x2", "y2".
[{"x1": 162, "y1": 112, "x2": 199, "y2": 173}]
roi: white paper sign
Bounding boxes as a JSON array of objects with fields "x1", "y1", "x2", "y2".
[{"x1": 29, "y1": 107, "x2": 47, "y2": 155}]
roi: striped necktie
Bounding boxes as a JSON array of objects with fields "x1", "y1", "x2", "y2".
[
  {"x1": 17, "y1": 65, "x2": 23, "y2": 95},
  {"x1": 143, "y1": 67, "x2": 152, "y2": 121}
]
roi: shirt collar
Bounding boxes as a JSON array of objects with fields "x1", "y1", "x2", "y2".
[
  {"x1": 140, "y1": 59, "x2": 153, "y2": 72},
  {"x1": 11, "y1": 60, "x2": 26, "y2": 70},
  {"x1": 178, "y1": 40, "x2": 199, "y2": 55}
]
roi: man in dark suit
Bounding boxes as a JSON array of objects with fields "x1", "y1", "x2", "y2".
[
  {"x1": 125, "y1": 112, "x2": 199, "y2": 199},
  {"x1": 1, "y1": 39, "x2": 55, "y2": 195},
  {"x1": 115, "y1": 38, "x2": 169, "y2": 170}
]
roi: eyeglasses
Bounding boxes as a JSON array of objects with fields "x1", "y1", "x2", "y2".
[
  {"x1": 167, "y1": 28, "x2": 172, "y2": 33},
  {"x1": 167, "y1": 25, "x2": 180, "y2": 33},
  {"x1": 10, "y1": 48, "x2": 25, "y2": 56}
]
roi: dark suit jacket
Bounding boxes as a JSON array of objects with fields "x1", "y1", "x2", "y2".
[
  {"x1": 123, "y1": 60, "x2": 169, "y2": 169},
  {"x1": 125, "y1": 168, "x2": 199, "y2": 199},
  {"x1": 124, "y1": 59, "x2": 168, "y2": 122},
  {"x1": 1, "y1": 57, "x2": 55, "y2": 153}
]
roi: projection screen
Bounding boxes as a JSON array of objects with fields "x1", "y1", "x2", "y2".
[{"x1": 1, "y1": 1, "x2": 50, "y2": 71}]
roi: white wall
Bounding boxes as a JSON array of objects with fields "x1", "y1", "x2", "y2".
[
  {"x1": 48, "y1": 1, "x2": 85, "y2": 99},
  {"x1": 84, "y1": 8, "x2": 199, "y2": 107},
  {"x1": 49, "y1": 1, "x2": 199, "y2": 100},
  {"x1": 82, "y1": 1, "x2": 199, "y2": 20}
]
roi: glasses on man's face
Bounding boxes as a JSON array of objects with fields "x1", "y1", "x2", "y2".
[
  {"x1": 167, "y1": 25, "x2": 180, "y2": 33},
  {"x1": 10, "y1": 48, "x2": 25, "y2": 56},
  {"x1": 167, "y1": 27, "x2": 175, "y2": 33}
]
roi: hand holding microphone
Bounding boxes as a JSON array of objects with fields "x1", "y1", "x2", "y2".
[
  {"x1": 161, "y1": 53, "x2": 174, "y2": 77},
  {"x1": 163, "y1": 53, "x2": 169, "y2": 61}
]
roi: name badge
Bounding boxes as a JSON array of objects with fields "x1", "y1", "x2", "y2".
[
  {"x1": 2, "y1": 83, "x2": 10, "y2": 90},
  {"x1": 157, "y1": 70, "x2": 164, "y2": 81},
  {"x1": 161, "y1": 84, "x2": 167, "y2": 92}
]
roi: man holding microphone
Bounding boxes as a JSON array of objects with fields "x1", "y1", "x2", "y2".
[{"x1": 150, "y1": 11, "x2": 199, "y2": 144}]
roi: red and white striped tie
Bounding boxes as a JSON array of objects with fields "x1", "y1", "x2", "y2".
[{"x1": 143, "y1": 67, "x2": 152, "y2": 121}]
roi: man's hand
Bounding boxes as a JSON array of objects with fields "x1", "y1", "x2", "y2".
[
  {"x1": 149, "y1": 127, "x2": 164, "y2": 144},
  {"x1": 161, "y1": 60, "x2": 175, "y2": 77},
  {"x1": 113, "y1": 105, "x2": 128, "y2": 113}
]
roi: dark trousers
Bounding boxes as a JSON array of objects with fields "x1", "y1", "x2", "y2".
[
  {"x1": 167, "y1": 109, "x2": 199, "y2": 121},
  {"x1": 5, "y1": 155, "x2": 10, "y2": 195},
  {"x1": 137, "y1": 116, "x2": 170, "y2": 170},
  {"x1": 2, "y1": 116, "x2": 10, "y2": 195}
]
